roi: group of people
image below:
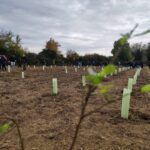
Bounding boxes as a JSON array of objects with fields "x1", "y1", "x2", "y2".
[
  {"x1": 0, "y1": 55, "x2": 18, "y2": 71},
  {"x1": 0, "y1": 55, "x2": 27, "y2": 71}
]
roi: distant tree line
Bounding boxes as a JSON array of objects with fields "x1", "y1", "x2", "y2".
[{"x1": 1, "y1": 30, "x2": 150, "y2": 67}]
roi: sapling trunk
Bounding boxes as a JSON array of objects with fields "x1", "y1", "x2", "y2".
[
  {"x1": 69, "y1": 85, "x2": 96, "y2": 150},
  {"x1": 69, "y1": 86, "x2": 116, "y2": 150}
]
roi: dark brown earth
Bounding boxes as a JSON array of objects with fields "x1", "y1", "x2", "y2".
[{"x1": 0, "y1": 66, "x2": 150, "y2": 150}]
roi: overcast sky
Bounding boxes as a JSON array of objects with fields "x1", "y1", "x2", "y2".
[{"x1": 0, "y1": 0, "x2": 150, "y2": 56}]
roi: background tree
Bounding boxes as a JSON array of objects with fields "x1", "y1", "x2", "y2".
[
  {"x1": 38, "y1": 37, "x2": 63, "y2": 65},
  {"x1": 46, "y1": 38, "x2": 60, "y2": 53},
  {"x1": 26, "y1": 52, "x2": 39, "y2": 65},
  {"x1": 112, "y1": 40, "x2": 133, "y2": 64},
  {"x1": 66, "y1": 50, "x2": 79, "y2": 65},
  {"x1": 111, "y1": 24, "x2": 150, "y2": 65},
  {"x1": 0, "y1": 31, "x2": 13, "y2": 56},
  {"x1": 131, "y1": 43, "x2": 147, "y2": 63},
  {"x1": 0, "y1": 31, "x2": 26, "y2": 58},
  {"x1": 38, "y1": 49, "x2": 57, "y2": 65},
  {"x1": 146, "y1": 43, "x2": 150, "y2": 63}
]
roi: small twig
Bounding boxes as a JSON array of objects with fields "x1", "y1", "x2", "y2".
[{"x1": 0, "y1": 117, "x2": 24, "y2": 150}]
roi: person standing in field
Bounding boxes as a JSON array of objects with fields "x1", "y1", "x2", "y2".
[
  {"x1": 0, "y1": 55, "x2": 7, "y2": 71},
  {"x1": 0, "y1": 55, "x2": 2, "y2": 70},
  {"x1": 22, "y1": 55, "x2": 27, "y2": 71}
]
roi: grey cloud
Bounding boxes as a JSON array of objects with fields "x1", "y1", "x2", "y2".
[{"x1": 0, "y1": 0, "x2": 150, "y2": 56}]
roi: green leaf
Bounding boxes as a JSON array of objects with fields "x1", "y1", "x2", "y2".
[
  {"x1": 99, "y1": 64, "x2": 117, "y2": 77},
  {"x1": 119, "y1": 36, "x2": 128, "y2": 45},
  {"x1": 100, "y1": 85, "x2": 113, "y2": 94},
  {"x1": 86, "y1": 64, "x2": 117, "y2": 86},
  {"x1": 0, "y1": 123, "x2": 10, "y2": 133},
  {"x1": 141, "y1": 84, "x2": 150, "y2": 93},
  {"x1": 86, "y1": 74, "x2": 102, "y2": 85}
]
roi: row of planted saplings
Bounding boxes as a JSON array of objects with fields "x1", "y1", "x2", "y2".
[
  {"x1": 7, "y1": 65, "x2": 88, "y2": 73},
  {"x1": 7, "y1": 64, "x2": 131, "y2": 74},
  {"x1": 121, "y1": 68, "x2": 141, "y2": 119},
  {"x1": 6, "y1": 64, "x2": 131, "y2": 80},
  {"x1": 6, "y1": 65, "x2": 88, "y2": 79},
  {"x1": 51, "y1": 66, "x2": 131, "y2": 95},
  {"x1": 51, "y1": 76, "x2": 86, "y2": 95},
  {"x1": 7, "y1": 65, "x2": 132, "y2": 96},
  {"x1": 6, "y1": 66, "x2": 84, "y2": 79}
]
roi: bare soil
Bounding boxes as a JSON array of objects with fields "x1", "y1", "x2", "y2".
[{"x1": 0, "y1": 66, "x2": 150, "y2": 150}]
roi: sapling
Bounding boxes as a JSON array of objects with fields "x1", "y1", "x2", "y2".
[
  {"x1": 43, "y1": 65, "x2": 45, "y2": 71},
  {"x1": 0, "y1": 117, "x2": 24, "y2": 150},
  {"x1": 65, "y1": 66, "x2": 68, "y2": 74},
  {"x1": 141, "y1": 84, "x2": 150, "y2": 93},
  {"x1": 21, "y1": 72, "x2": 25, "y2": 79},
  {"x1": 121, "y1": 68, "x2": 142, "y2": 119},
  {"x1": 0, "y1": 123, "x2": 10, "y2": 133},
  {"x1": 140, "y1": 88, "x2": 150, "y2": 114},
  {"x1": 118, "y1": 68, "x2": 121, "y2": 72},
  {"x1": 82, "y1": 76, "x2": 86, "y2": 86},
  {"x1": 141, "y1": 67, "x2": 150, "y2": 92},
  {"x1": 69, "y1": 64, "x2": 117, "y2": 150},
  {"x1": 52, "y1": 78, "x2": 58, "y2": 95},
  {"x1": 75, "y1": 67, "x2": 77, "y2": 72},
  {"x1": 69, "y1": 26, "x2": 150, "y2": 148},
  {"x1": 128, "y1": 78, "x2": 134, "y2": 92},
  {"x1": 7, "y1": 65, "x2": 11, "y2": 73},
  {"x1": 133, "y1": 74, "x2": 137, "y2": 85},
  {"x1": 121, "y1": 88, "x2": 131, "y2": 119}
]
